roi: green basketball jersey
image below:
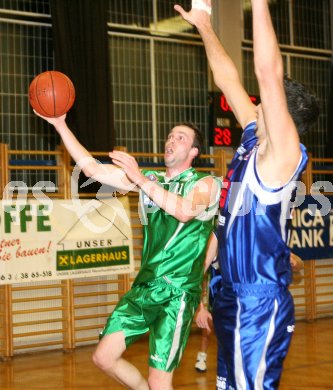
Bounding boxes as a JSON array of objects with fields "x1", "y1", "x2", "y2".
[{"x1": 134, "y1": 167, "x2": 221, "y2": 297}]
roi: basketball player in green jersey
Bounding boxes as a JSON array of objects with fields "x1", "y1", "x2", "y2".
[{"x1": 34, "y1": 109, "x2": 221, "y2": 389}]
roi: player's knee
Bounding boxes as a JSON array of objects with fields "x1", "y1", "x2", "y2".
[
  {"x1": 92, "y1": 332, "x2": 126, "y2": 373},
  {"x1": 148, "y1": 373, "x2": 173, "y2": 390},
  {"x1": 92, "y1": 349, "x2": 105, "y2": 370},
  {"x1": 147, "y1": 378, "x2": 162, "y2": 390},
  {"x1": 92, "y1": 348, "x2": 117, "y2": 373}
]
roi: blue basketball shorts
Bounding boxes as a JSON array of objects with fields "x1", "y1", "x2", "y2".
[{"x1": 213, "y1": 283, "x2": 294, "y2": 390}]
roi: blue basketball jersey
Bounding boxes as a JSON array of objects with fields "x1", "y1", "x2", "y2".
[
  {"x1": 213, "y1": 121, "x2": 309, "y2": 390},
  {"x1": 216, "y1": 121, "x2": 308, "y2": 287}
]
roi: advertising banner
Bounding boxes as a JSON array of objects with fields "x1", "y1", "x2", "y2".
[
  {"x1": 0, "y1": 196, "x2": 134, "y2": 284},
  {"x1": 289, "y1": 195, "x2": 333, "y2": 260}
]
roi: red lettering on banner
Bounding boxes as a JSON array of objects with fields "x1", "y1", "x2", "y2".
[
  {"x1": 0, "y1": 249, "x2": 12, "y2": 261},
  {"x1": 0, "y1": 238, "x2": 20, "y2": 249},
  {"x1": 16, "y1": 241, "x2": 52, "y2": 258}
]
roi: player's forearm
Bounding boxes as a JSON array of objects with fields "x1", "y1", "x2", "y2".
[
  {"x1": 204, "y1": 234, "x2": 218, "y2": 272},
  {"x1": 138, "y1": 178, "x2": 207, "y2": 222},
  {"x1": 252, "y1": 0, "x2": 283, "y2": 80},
  {"x1": 53, "y1": 121, "x2": 135, "y2": 192},
  {"x1": 197, "y1": 22, "x2": 240, "y2": 95},
  {"x1": 53, "y1": 120, "x2": 96, "y2": 172},
  {"x1": 200, "y1": 273, "x2": 208, "y2": 305},
  {"x1": 175, "y1": 0, "x2": 240, "y2": 93},
  {"x1": 196, "y1": 13, "x2": 255, "y2": 129}
]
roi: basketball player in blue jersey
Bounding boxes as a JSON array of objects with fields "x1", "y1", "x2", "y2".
[{"x1": 175, "y1": 1, "x2": 319, "y2": 389}]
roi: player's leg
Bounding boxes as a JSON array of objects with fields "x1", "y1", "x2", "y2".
[
  {"x1": 148, "y1": 367, "x2": 174, "y2": 390},
  {"x1": 195, "y1": 328, "x2": 210, "y2": 372},
  {"x1": 145, "y1": 284, "x2": 198, "y2": 389},
  {"x1": 216, "y1": 341, "x2": 230, "y2": 390},
  {"x1": 213, "y1": 292, "x2": 237, "y2": 390},
  {"x1": 93, "y1": 331, "x2": 148, "y2": 390},
  {"x1": 92, "y1": 285, "x2": 149, "y2": 389},
  {"x1": 261, "y1": 290, "x2": 295, "y2": 389},
  {"x1": 224, "y1": 288, "x2": 293, "y2": 389}
]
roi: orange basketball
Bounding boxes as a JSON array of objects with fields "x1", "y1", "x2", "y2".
[{"x1": 29, "y1": 70, "x2": 75, "y2": 117}]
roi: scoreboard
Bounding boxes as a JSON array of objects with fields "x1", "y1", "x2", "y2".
[{"x1": 209, "y1": 92, "x2": 259, "y2": 148}]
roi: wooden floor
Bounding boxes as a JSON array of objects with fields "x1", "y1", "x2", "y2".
[{"x1": 1, "y1": 317, "x2": 333, "y2": 389}]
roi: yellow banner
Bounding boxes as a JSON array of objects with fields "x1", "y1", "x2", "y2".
[{"x1": 0, "y1": 197, "x2": 134, "y2": 284}]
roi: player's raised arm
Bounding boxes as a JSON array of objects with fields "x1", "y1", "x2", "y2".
[
  {"x1": 251, "y1": 0, "x2": 301, "y2": 179},
  {"x1": 34, "y1": 112, "x2": 137, "y2": 192},
  {"x1": 175, "y1": 0, "x2": 256, "y2": 129}
]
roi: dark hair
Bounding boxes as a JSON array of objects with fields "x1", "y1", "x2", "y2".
[
  {"x1": 284, "y1": 76, "x2": 320, "y2": 136},
  {"x1": 178, "y1": 121, "x2": 204, "y2": 158}
]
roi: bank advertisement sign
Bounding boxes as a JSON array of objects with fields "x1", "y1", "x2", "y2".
[{"x1": 289, "y1": 195, "x2": 333, "y2": 260}]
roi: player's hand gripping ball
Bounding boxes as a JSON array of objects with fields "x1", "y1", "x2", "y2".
[{"x1": 29, "y1": 70, "x2": 75, "y2": 117}]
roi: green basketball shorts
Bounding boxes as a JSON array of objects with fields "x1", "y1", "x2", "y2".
[{"x1": 99, "y1": 279, "x2": 199, "y2": 372}]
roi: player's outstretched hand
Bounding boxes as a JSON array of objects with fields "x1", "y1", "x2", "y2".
[
  {"x1": 109, "y1": 150, "x2": 145, "y2": 186},
  {"x1": 174, "y1": 0, "x2": 212, "y2": 26},
  {"x1": 33, "y1": 109, "x2": 67, "y2": 126}
]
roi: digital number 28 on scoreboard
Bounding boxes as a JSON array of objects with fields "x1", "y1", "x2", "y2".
[{"x1": 210, "y1": 93, "x2": 258, "y2": 147}]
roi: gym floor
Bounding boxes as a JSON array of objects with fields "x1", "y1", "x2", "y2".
[{"x1": 0, "y1": 317, "x2": 332, "y2": 389}]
